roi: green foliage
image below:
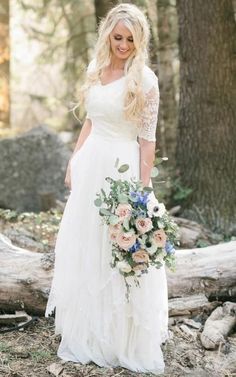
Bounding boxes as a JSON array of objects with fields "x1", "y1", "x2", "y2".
[
  {"x1": 171, "y1": 176, "x2": 193, "y2": 202},
  {"x1": 0, "y1": 209, "x2": 18, "y2": 221}
]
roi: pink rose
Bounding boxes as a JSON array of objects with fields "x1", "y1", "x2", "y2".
[
  {"x1": 110, "y1": 233, "x2": 118, "y2": 242},
  {"x1": 132, "y1": 249, "x2": 150, "y2": 264},
  {"x1": 115, "y1": 204, "x2": 132, "y2": 220},
  {"x1": 116, "y1": 232, "x2": 136, "y2": 250},
  {"x1": 135, "y1": 217, "x2": 153, "y2": 234},
  {"x1": 109, "y1": 223, "x2": 122, "y2": 235},
  {"x1": 133, "y1": 263, "x2": 148, "y2": 272},
  {"x1": 152, "y1": 229, "x2": 167, "y2": 248}
]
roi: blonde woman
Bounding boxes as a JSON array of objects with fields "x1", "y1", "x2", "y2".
[{"x1": 45, "y1": 3, "x2": 169, "y2": 375}]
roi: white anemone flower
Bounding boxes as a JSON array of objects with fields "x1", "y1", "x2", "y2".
[
  {"x1": 147, "y1": 199, "x2": 166, "y2": 218},
  {"x1": 146, "y1": 240, "x2": 158, "y2": 256}
]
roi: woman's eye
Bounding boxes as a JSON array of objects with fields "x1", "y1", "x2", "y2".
[{"x1": 114, "y1": 36, "x2": 133, "y2": 43}]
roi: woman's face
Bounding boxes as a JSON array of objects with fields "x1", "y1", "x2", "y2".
[{"x1": 109, "y1": 20, "x2": 135, "y2": 61}]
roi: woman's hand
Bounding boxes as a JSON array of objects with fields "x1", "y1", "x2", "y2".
[
  {"x1": 64, "y1": 118, "x2": 92, "y2": 191},
  {"x1": 64, "y1": 162, "x2": 72, "y2": 190}
]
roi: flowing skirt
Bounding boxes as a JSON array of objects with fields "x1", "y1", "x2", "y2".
[{"x1": 45, "y1": 132, "x2": 169, "y2": 375}]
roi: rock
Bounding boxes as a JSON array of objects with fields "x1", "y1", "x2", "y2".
[
  {"x1": 173, "y1": 216, "x2": 223, "y2": 248},
  {"x1": 0, "y1": 125, "x2": 71, "y2": 212},
  {"x1": 183, "y1": 318, "x2": 202, "y2": 330},
  {"x1": 46, "y1": 362, "x2": 64, "y2": 376},
  {"x1": 3, "y1": 228, "x2": 44, "y2": 252},
  {"x1": 201, "y1": 302, "x2": 236, "y2": 349}
]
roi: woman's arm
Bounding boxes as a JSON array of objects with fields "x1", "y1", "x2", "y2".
[
  {"x1": 139, "y1": 138, "x2": 156, "y2": 187},
  {"x1": 65, "y1": 118, "x2": 92, "y2": 189}
]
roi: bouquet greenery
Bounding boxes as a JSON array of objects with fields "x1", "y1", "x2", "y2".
[{"x1": 94, "y1": 157, "x2": 180, "y2": 300}]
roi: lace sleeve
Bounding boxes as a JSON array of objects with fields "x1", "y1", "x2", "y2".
[{"x1": 138, "y1": 82, "x2": 160, "y2": 142}]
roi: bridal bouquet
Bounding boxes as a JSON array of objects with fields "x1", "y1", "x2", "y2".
[{"x1": 94, "y1": 158, "x2": 180, "y2": 300}]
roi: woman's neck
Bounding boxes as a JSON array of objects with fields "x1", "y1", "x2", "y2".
[{"x1": 109, "y1": 56, "x2": 125, "y2": 70}]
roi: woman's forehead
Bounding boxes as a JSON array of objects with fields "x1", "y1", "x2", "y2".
[{"x1": 111, "y1": 20, "x2": 133, "y2": 37}]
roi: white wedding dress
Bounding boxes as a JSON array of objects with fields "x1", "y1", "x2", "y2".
[{"x1": 45, "y1": 59, "x2": 169, "y2": 375}]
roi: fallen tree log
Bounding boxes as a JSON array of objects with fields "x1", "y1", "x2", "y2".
[
  {"x1": 0, "y1": 234, "x2": 53, "y2": 315},
  {"x1": 0, "y1": 234, "x2": 236, "y2": 316},
  {"x1": 167, "y1": 241, "x2": 236, "y2": 302}
]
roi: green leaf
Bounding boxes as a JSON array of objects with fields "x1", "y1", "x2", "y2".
[
  {"x1": 151, "y1": 167, "x2": 159, "y2": 177},
  {"x1": 94, "y1": 198, "x2": 102, "y2": 207},
  {"x1": 109, "y1": 215, "x2": 120, "y2": 225},
  {"x1": 105, "y1": 177, "x2": 113, "y2": 183},
  {"x1": 118, "y1": 164, "x2": 129, "y2": 173},
  {"x1": 99, "y1": 208, "x2": 111, "y2": 216},
  {"x1": 143, "y1": 187, "x2": 153, "y2": 192},
  {"x1": 154, "y1": 157, "x2": 163, "y2": 165},
  {"x1": 101, "y1": 189, "x2": 106, "y2": 198},
  {"x1": 118, "y1": 193, "x2": 128, "y2": 203},
  {"x1": 123, "y1": 218, "x2": 130, "y2": 231},
  {"x1": 115, "y1": 158, "x2": 119, "y2": 168}
]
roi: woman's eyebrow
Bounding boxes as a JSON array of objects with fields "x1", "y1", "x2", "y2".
[{"x1": 114, "y1": 33, "x2": 133, "y2": 38}]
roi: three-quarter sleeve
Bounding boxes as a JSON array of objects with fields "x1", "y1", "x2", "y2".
[{"x1": 138, "y1": 66, "x2": 160, "y2": 142}]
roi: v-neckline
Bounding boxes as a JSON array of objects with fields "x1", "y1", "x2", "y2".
[{"x1": 99, "y1": 75, "x2": 125, "y2": 87}]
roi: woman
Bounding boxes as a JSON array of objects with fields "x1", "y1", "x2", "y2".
[{"x1": 45, "y1": 3, "x2": 169, "y2": 375}]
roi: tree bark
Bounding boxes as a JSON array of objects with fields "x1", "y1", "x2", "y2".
[
  {"x1": 0, "y1": 233, "x2": 235, "y2": 316},
  {"x1": 0, "y1": 0, "x2": 10, "y2": 129},
  {"x1": 167, "y1": 240, "x2": 236, "y2": 302},
  {"x1": 156, "y1": 0, "x2": 178, "y2": 166},
  {"x1": 175, "y1": 0, "x2": 236, "y2": 235}
]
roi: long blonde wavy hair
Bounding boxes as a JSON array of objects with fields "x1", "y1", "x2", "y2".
[{"x1": 75, "y1": 3, "x2": 151, "y2": 123}]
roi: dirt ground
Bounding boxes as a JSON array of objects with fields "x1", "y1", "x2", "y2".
[
  {"x1": 0, "y1": 209, "x2": 236, "y2": 377},
  {"x1": 0, "y1": 316, "x2": 236, "y2": 377}
]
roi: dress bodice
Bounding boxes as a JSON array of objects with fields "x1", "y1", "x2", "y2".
[{"x1": 84, "y1": 59, "x2": 160, "y2": 142}]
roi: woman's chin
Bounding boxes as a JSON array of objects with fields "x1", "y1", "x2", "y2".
[{"x1": 115, "y1": 51, "x2": 131, "y2": 60}]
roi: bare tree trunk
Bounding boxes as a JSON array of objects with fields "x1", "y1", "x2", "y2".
[
  {"x1": 0, "y1": 0, "x2": 10, "y2": 129},
  {"x1": 94, "y1": 0, "x2": 117, "y2": 24},
  {"x1": 0, "y1": 234, "x2": 235, "y2": 316},
  {"x1": 63, "y1": 0, "x2": 96, "y2": 100},
  {"x1": 175, "y1": 0, "x2": 236, "y2": 235},
  {"x1": 156, "y1": 0, "x2": 178, "y2": 166}
]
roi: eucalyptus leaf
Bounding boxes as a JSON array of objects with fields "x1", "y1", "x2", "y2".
[
  {"x1": 143, "y1": 187, "x2": 153, "y2": 192},
  {"x1": 109, "y1": 215, "x2": 120, "y2": 225},
  {"x1": 105, "y1": 177, "x2": 113, "y2": 183},
  {"x1": 118, "y1": 193, "x2": 128, "y2": 203},
  {"x1": 118, "y1": 164, "x2": 129, "y2": 173},
  {"x1": 151, "y1": 167, "x2": 159, "y2": 177},
  {"x1": 101, "y1": 188, "x2": 106, "y2": 198},
  {"x1": 99, "y1": 208, "x2": 111, "y2": 216},
  {"x1": 94, "y1": 198, "x2": 102, "y2": 207},
  {"x1": 154, "y1": 157, "x2": 163, "y2": 165},
  {"x1": 115, "y1": 157, "x2": 119, "y2": 168},
  {"x1": 123, "y1": 218, "x2": 130, "y2": 231}
]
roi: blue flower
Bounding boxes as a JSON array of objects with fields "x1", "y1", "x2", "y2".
[
  {"x1": 136, "y1": 192, "x2": 150, "y2": 206},
  {"x1": 129, "y1": 240, "x2": 141, "y2": 253},
  {"x1": 129, "y1": 191, "x2": 139, "y2": 202},
  {"x1": 165, "y1": 241, "x2": 175, "y2": 255},
  {"x1": 129, "y1": 191, "x2": 150, "y2": 207}
]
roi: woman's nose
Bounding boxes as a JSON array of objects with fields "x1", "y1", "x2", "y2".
[{"x1": 120, "y1": 40, "x2": 128, "y2": 49}]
